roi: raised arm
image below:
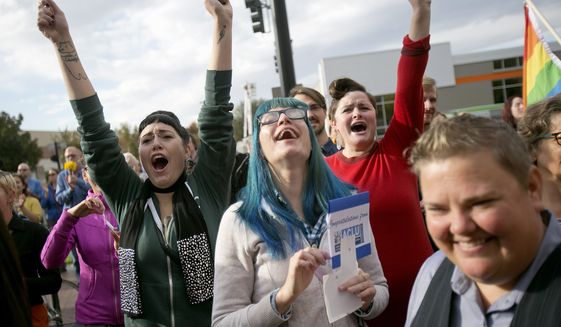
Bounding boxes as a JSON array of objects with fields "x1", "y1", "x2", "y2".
[
  {"x1": 205, "y1": 0, "x2": 233, "y2": 70},
  {"x1": 408, "y1": 0, "x2": 431, "y2": 41},
  {"x1": 381, "y1": 0, "x2": 431, "y2": 151},
  {"x1": 37, "y1": 0, "x2": 95, "y2": 100}
]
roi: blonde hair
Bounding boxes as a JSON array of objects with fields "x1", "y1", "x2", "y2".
[
  {"x1": 410, "y1": 114, "x2": 531, "y2": 188},
  {"x1": 0, "y1": 171, "x2": 18, "y2": 208},
  {"x1": 422, "y1": 76, "x2": 436, "y2": 88}
]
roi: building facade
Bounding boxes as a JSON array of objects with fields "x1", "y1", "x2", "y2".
[{"x1": 318, "y1": 42, "x2": 561, "y2": 134}]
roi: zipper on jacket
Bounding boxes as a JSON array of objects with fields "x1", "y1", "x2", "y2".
[
  {"x1": 164, "y1": 217, "x2": 175, "y2": 327},
  {"x1": 167, "y1": 255, "x2": 175, "y2": 327}
]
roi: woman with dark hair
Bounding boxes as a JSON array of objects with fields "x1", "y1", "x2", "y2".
[
  {"x1": 502, "y1": 95, "x2": 524, "y2": 129},
  {"x1": 38, "y1": 0, "x2": 235, "y2": 325},
  {"x1": 325, "y1": 1, "x2": 433, "y2": 325},
  {"x1": 13, "y1": 173, "x2": 44, "y2": 223},
  {"x1": 213, "y1": 98, "x2": 388, "y2": 326},
  {"x1": 0, "y1": 206, "x2": 32, "y2": 327},
  {"x1": 0, "y1": 171, "x2": 61, "y2": 327}
]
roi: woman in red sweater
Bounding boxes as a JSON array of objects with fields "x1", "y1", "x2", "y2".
[{"x1": 325, "y1": 1, "x2": 433, "y2": 325}]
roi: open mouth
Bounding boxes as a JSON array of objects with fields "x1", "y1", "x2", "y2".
[
  {"x1": 151, "y1": 155, "x2": 169, "y2": 171},
  {"x1": 350, "y1": 122, "x2": 367, "y2": 133},
  {"x1": 276, "y1": 129, "x2": 297, "y2": 140}
]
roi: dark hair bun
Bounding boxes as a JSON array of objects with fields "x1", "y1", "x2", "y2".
[{"x1": 328, "y1": 78, "x2": 366, "y2": 100}]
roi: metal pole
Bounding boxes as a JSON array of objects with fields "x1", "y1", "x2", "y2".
[
  {"x1": 243, "y1": 83, "x2": 255, "y2": 138},
  {"x1": 271, "y1": 0, "x2": 296, "y2": 96},
  {"x1": 54, "y1": 141, "x2": 61, "y2": 171}
]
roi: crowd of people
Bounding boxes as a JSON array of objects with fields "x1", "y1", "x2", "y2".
[{"x1": 2, "y1": 0, "x2": 561, "y2": 326}]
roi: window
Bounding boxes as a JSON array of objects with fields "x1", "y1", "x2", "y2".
[
  {"x1": 374, "y1": 93, "x2": 395, "y2": 136},
  {"x1": 493, "y1": 57, "x2": 523, "y2": 71},
  {"x1": 492, "y1": 77, "x2": 522, "y2": 104}
]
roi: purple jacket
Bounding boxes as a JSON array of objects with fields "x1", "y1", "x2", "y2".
[{"x1": 41, "y1": 190, "x2": 123, "y2": 325}]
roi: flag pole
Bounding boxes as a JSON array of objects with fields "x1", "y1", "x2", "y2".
[{"x1": 525, "y1": 0, "x2": 561, "y2": 47}]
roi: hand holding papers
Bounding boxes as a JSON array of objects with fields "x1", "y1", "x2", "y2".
[
  {"x1": 323, "y1": 192, "x2": 373, "y2": 323},
  {"x1": 323, "y1": 236, "x2": 362, "y2": 322}
]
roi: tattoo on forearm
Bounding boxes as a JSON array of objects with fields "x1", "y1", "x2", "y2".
[
  {"x1": 57, "y1": 41, "x2": 79, "y2": 63},
  {"x1": 56, "y1": 41, "x2": 88, "y2": 81},
  {"x1": 218, "y1": 24, "x2": 226, "y2": 44}
]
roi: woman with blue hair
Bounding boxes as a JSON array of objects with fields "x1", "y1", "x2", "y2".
[{"x1": 212, "y1": 98, "x2": 388, "y2": 326}]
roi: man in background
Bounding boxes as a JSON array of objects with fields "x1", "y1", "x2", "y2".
[
  {"x1": 422, "y1": 76, "x2": 446, "y2": 130},
  {"x1": 290, "y1": 86, "x2": 338, "y2": 156},
  {"x1": 17, "y1": 162, "x2": 44, "y2": 201},
  {"x1": 56, "y1": 146, "x2": 89, "y2": 210}
]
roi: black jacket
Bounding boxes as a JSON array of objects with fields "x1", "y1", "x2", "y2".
[{"x1": 8, "y1": 213, "x2": 61, "y2": 306}]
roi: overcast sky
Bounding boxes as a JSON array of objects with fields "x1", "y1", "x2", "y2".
[{"x1": 1, "y1": 0, "x2": 561, "y2": 131}]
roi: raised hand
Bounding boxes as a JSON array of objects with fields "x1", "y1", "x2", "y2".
[
  {"x1": 205, "y1": 0, "x2": 233, "y2": 70},
  {"x1": 409, "y1": 0, "x2": 432, "y2": 11},
  {"x1": 37, "y1": 0, "x2": 69, "y2": 43},
  {"x1": 204, "y1": 0, "x2": 233, "y2": 23},
  {"x1": 408, "y1": 0, "x2": 431, "y2": 41},
  {"x1": 338, "y1": 268, "x2": 377, "y2": 310},
  {"x1": 67, "y1": 197, "x2": 105, "y2": 218},
  {"x1": 275, "y1": 247, "x2": 329, "y2": 313}
]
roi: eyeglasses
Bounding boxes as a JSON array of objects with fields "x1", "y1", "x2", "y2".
[
  {"x1": 537, "y1": 132, "x2": 561, "y2": 146},
  {"x1": 257, "y1": 108, "x2": 306, "y2": 126}
]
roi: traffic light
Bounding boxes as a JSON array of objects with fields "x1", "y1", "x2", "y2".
[{"x1": 245, "y1": 0, "x2": 265, "y2": 33}]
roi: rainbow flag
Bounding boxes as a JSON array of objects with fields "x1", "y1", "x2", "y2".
[{"x1": 523, "y1": 3, "x2": 561, "y2": 108}]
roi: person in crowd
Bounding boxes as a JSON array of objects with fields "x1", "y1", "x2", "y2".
[
  {"x1": 41, "y1": 168, "x2": 62, "y2": 229},
  {"x1": 405, "y1": 114, "x2": 561, "y2": 326},
  {"x1": 213, "y1": 98, "x2": 388, "y2": 326},
  {"x1": 17, "y1": 162, "x2": 45, "y2": 201},
  {"x1": 124, "y1": 152, "x2": 148, "y2": 181},
  {"x1": 518, "y1": 94, "x2": 561, "y2": 219},
  {"x1": 324, "y1": 1, "x2": 433, "y2": 325},
  {"x1": 123, "y1": 152, "x2": 141, "y2": 175},
  {"x1": 56, "y1": 146, "x2": 90, "y2": 210},
  {"x1": 229, "y1": 151, "x2": 250, "y2": 204},
  {"x1": 290, "y1": 86, "x2": 338, "y2": 156},
  {"x1": 422, "y1": 76, "x2": 442, "y2": 130},
  {"x1": 502, "y1": 95, "x2": 524, "y2": 129},
  {"x1": 0, "y1": 210, "x2": 32, "y2": 327},
  {"x1": 57, "y1": 146, "x2": 90, "y2": 275},
  {"x1": 13, "y1": 173, "x2": 44, "y2": 223},
  {"x1": 0, "y1": 171, "x2": 62, "y2": 327},
  {"x1": 185, "y1": 135, "x2": 199, "y2": 175},
  {"x1": 42, "y1": 165, "x2": 123, "y2": 326},
  {"x1": 38, "y1": 0, "x2": 235, "y2": 325},
  {"x1": 41, "y1": 168, "x2": 62, "y2": 228}
]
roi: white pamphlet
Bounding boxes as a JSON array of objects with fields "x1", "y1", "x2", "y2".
[
  {"x1": 323, "y1": 236, "x2": 362, "y2": 323},
  {"x1": 322, "y1": 192, "x2": 372, "y2": 323}
]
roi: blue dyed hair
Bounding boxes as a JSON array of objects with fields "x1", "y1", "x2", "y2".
[{"x1": 237, "y1": 98, "x2": 353, "y2": 259}]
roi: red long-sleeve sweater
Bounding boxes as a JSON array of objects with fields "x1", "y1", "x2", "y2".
[{"x1": 325, "y1": 35, "x2": 433, "y2": 327}]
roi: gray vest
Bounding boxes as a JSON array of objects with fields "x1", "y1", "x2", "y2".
[{"x1": 411, "y1": 244, "x2": 561, "y2": 327}]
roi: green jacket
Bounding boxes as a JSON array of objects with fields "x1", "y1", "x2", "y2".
[{"x1": 71, "y1": 70, "x2": 235, "y2": 327}]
